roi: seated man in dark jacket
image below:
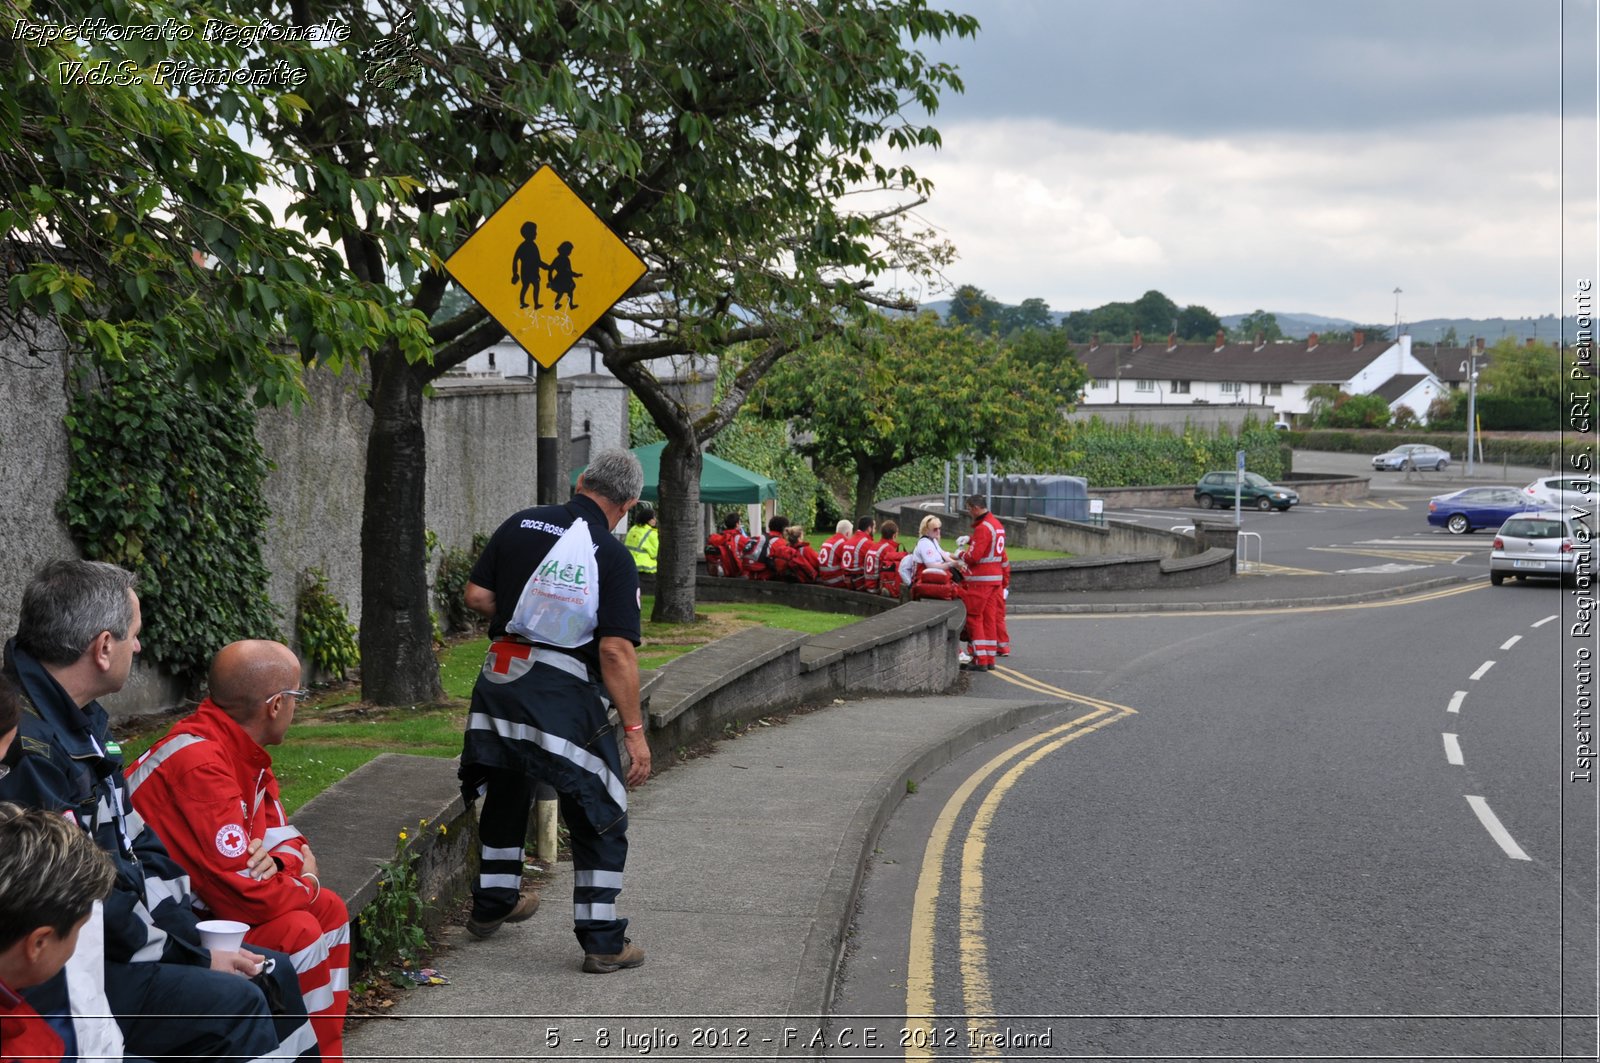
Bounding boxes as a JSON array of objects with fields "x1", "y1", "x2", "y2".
[{"x1": 0, "y1": 560, "x2": 319, "y2": 1062}]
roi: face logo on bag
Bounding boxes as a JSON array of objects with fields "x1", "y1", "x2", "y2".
[
  {"x1": 216, "y1": 823, "x2": 249, "y2": 858},
  {"x1": 535, "y1": 556, "x2": 589, "y2": 588}
]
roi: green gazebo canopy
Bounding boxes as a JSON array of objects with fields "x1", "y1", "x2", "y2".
[{"x1": 571, "y1": 442, "x2": 778, "y2": 505}]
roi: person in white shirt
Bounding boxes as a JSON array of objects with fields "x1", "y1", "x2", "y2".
[{"x1": 897, "y1": 514, "x2": 959, "y2": 586}]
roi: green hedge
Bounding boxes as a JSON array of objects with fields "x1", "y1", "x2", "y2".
[
  {"x1": 875, "y1": 421, "x2": 1287, "y2": 499},
  {"x1": 1061, "y1": 421, "x2": 1286, "y2": 486},
  {"x1": 1286, "y1": 429, "x2": 1563, "y2": 467}
]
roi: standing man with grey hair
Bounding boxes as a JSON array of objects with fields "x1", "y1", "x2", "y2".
[
  {"x1": 461, "y1": 449, "x2": 652, "y2": 973},
  {"x1": 0, "y1": 559, "x2": 319, "y2": 1061}
]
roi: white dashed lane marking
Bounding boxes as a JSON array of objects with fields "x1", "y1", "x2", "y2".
[
  {"x1": 1443, "y1": 733, "x2": 1464, "y2": 766},
  {"x1": 1501, "y1": 635, "x2": 1522, "y2": 651},
  {"x1": 1447, "y1": 691, "x2": 1466, "y2": 715},
  {"x1": 1470, "y1": 660, "x2": 1496, "y2": 681},
  {"x1": 1532, "y1": 615, "x2": 1558, "y2": 628},
  {"x1": 1466, "y1": 796, "x2": 1531, "y2": 861}
]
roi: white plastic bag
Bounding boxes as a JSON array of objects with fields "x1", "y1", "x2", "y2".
[{"x1": 506, "y1": 515, "x2": 600, "y2": 647}]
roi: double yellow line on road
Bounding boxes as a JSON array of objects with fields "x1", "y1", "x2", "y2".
[
  {"x1": 903, "y1": 671, "x2": 1137, "y2": 1059},
  {"x1": 1010, "y1": 578, "x2": 1486, "y2": 621}
]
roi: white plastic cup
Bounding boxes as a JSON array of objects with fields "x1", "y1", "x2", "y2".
[{"x1": 196, "y1": 919, "x2": 249, "y2": 953}]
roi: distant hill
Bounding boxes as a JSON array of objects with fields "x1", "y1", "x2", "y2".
[{"x1": 920, "y1": 300, "x2": 1578, "y2": 345}]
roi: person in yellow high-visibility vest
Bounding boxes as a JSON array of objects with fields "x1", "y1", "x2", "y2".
[{"x1": 623, "y1": 505, "x2": 659, "y2": 574}]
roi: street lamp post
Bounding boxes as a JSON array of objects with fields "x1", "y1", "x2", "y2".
[{"x1": 1461, "y1": 352, "x2": 1479, "y2": 477}]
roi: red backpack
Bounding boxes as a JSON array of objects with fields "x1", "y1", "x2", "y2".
[{"x1": 705, "y1": 528, "x2": 747, "y2": 577}]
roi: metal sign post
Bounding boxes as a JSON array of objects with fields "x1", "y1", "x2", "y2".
[{"x1": 1235, "y1": 449, "x2": 1245, "y2": 528}]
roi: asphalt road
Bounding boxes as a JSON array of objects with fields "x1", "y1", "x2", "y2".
[{"x1": 832, "y1": 563, "x2": 1594, "y2": 1059}]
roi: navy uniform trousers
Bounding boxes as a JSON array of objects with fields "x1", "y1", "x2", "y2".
[{"x1": 462, "y1": 645, "x2": 630, "y2": 955}]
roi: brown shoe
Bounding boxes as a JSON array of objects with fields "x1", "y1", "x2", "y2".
[
  {"x1": 582, "y1": 939, "x2": 645, "y2": 974},
  {"x1": 466, "y1": 893, "x2": 540, "y2": 939}
]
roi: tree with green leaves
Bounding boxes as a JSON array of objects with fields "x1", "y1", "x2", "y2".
[
  {"x1": 759, "y1": 314, "x2": 1086, "y2": 518},
  {"x1": 1233, "y1": 310, "x2": 1284, "y2": 344},
  {"x1": 947, "y1": 285, "x2": 1004, "y2": 332},
  {"x1": 1176, "y1": 304, "x2": 1223, "y2": 341},
  {"x1": 1478, "y1": 337, "x2": 1562, "y2": 404},
  {"x1": 0, "y1": 2, "x2": 430, "y2": 397},
  {"x1": 144, "y1": 0, "x2": 974, "y2": 673}
]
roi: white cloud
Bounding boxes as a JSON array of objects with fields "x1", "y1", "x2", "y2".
[{"x1": 904, "y1": 112, "x2": 1570, "y2": 321}]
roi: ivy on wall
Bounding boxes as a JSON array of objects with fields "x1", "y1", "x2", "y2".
[{"x1": 60, "y1": 354, "x2": 280, "y2": 686}]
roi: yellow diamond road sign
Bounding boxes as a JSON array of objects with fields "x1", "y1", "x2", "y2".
[{"x1": 444, "y1": 166, "x2": 646, "y2": 369}]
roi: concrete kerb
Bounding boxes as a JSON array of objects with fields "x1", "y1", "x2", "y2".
[{"x1": 784, "y1": 699, "x2": 1069, "y2": 1040}]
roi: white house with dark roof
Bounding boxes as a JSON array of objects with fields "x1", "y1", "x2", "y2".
[{"x1": 1073, "y1": 328, "x2": 1459, "y2": 425}]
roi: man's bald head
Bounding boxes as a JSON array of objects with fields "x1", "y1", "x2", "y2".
[{"x1": 208, "y1": 640, "x2": 300, "y2": 725}]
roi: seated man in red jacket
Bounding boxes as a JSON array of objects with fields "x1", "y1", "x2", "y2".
[
  {"x1": 127, "y1": 640, "x2": 350, "y2": 1062},
  {"x1": 704, "y1": 512, "x2": 748, "y2": 578},
  {"x1": 816, "y1": 520, "x2": 853, "y2": 587},
  {"x1": 0, "y1": 801, "x2": 117, "y2": 1063}
]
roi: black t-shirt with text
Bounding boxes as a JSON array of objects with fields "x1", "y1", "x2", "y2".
[{"x1": 469, "y1": 494, "x2": 642, "y2": 673}]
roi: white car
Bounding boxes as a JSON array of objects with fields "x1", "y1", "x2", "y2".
[
  {"x1": 1490, "y1": 511, "x2": 1590, "y2": 585},
  {"x1": 1522, "y1": 476, "x2": 1595, "y2": 511}
]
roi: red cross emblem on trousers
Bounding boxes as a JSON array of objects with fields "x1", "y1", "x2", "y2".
[{"x1": 488, "y1": 641, "x2": 533, "y2": 674}]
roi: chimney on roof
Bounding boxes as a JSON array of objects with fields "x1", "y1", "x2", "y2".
[
  {"x1": 1167, "y1": 331, "x2": 1177, "y2": 352},
  {"x1": 1476, "y1": 337, "x2": 1485, "y2": 352},
  {"x1": 1354, "y1": 329, "x2": 1364, "y2": 349},
  {"x1": 1215, "y1": 329, "x2": 1225, "y2": 351},
  {"x1": 1306, "y1": 332, "x2": 1318, "y2": 352},
  {"x1": 1132, "y1": 330, "x2": 1143, "y2": 351},
  {"x1": 1526, "y1": 337, "x2": 1536, "y2": 348},
  {"x1": 1089, "y1": 333, "x2": 1099, "y2": 352},
  {"x1": 1253, "y1": 332, "x2": 1264, "y2": 351}
]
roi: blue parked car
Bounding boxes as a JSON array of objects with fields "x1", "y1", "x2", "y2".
[{"x1": 1427, "y1": 486, "x2": 1539, "y2": 535}]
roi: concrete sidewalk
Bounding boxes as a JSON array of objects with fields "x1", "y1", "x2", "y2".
[{"x1": 345, "y1": 693, "x2": 1062, "y2": 1062}]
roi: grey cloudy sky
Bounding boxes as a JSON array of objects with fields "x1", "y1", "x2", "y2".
[{"x1": 894, "y1": 0, "x2": 1597, "y2": 325}]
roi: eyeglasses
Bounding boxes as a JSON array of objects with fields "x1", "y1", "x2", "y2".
[{"x1": 268, "y1": 689, "x2": 308, "y2": 704}]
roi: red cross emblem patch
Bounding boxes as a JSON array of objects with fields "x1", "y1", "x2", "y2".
[
  {"x1": 215, "y1": 823, "x2": 248, "y2": 859},
  {"x1": 482, "y1": 640, "x2": 534, "y2": 685}
]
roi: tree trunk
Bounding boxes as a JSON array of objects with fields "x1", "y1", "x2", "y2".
[
  {"x1": 652, "y1": 436, "x2": 702, "y2": 624},
  {"x1": 360, "y1": 349, "x2": 445, "y2": 706},
  {"x1": 853, "y1": 463, "x2": 882, "y2": 527}
]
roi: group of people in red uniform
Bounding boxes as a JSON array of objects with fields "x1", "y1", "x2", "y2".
[
  {"x1": 702, "y1": 497, "x2": 1010, "y2": 668},
  {"x1": 705, "y1": 513, "x2": 909, "y2": 597}
]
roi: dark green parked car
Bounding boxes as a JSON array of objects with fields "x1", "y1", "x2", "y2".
[{"x1": 1193, "y1": 471, "x2": 1299, "y2": 511}]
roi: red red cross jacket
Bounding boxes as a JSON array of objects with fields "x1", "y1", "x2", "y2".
[
  {"x1": 817, "y1": 533, "x2": 850, "y2": 586},
  {"x1": 965, "y1": 511, "x2": 1007, "y2": 584},
  {"x1": 126, "y1": 700, "x2": 318, "y2": 926}
]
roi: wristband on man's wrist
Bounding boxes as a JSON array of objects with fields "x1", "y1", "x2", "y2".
[{"x1": 624, "y1": 723, "x2": 644, "y2": 733}]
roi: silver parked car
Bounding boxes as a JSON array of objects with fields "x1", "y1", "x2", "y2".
[
  {"x1": 1372, "y1": 443, "x2": 1450, "y2": 471},
  {"x1": 1489, "y1": 511, "x2": 1591, "y2": 585},
  {"x1": 1521, "y1": 476, "x2": 1595, "y2": 511}
]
